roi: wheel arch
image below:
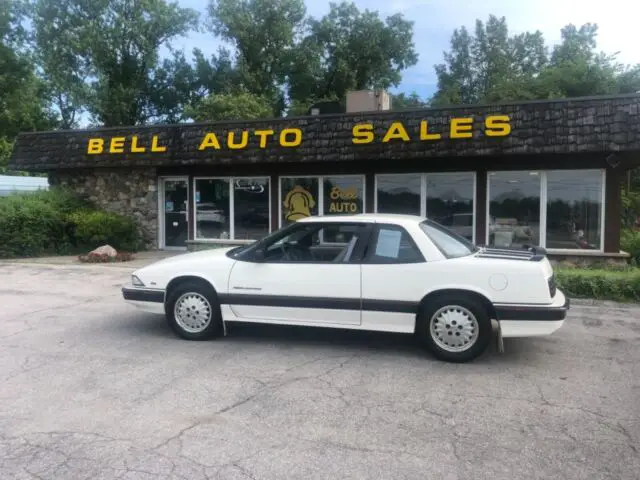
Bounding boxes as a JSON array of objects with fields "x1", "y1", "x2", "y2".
[
  {"x1": 166, "y1": 275, "x2": 218, "y2": 297},
  {"x1": 417, "y1": 288, "x2": 497, "y2": 323},
  {"x1": 164, "y1": 275, "x2": 222, "y2": 317}
]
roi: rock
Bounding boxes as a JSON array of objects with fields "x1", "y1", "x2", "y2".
[{"x1": 90, "y1": 245, "x2": 118, "y2": 257}]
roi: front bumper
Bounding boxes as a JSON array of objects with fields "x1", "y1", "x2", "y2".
[
  {"x1": 122, "y1": 285, "x2": 165, "y2": 314},
  {"x1": 494, "y1": 289, "x2": 570, "y2": 338}
]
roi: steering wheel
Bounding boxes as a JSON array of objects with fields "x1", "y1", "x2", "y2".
[
  {"x1": 280, "y1": 241, "x2": 314, "y2": 261},
  {"x1": 280, "y1": 241, "x2": 293, "y2": 257}
]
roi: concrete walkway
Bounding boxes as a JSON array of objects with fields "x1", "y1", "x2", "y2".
[{"x1": 0, "y1": 249, "x2": 184, "y2": 269}]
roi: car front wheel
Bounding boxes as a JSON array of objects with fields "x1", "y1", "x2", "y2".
[
  {"x1": 165, "y1": 281, "x2": 223, "y2": 340},
  {"x1": 418, "y1": 295, "x2": 492, "y2": 363}
]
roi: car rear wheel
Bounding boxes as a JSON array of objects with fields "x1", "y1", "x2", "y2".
[
  {"x1": 418, "y1": 295, "x2": 492, "y2": 363},
  {"x1": 165, "y1": 281, "x2": 223, "y2": 340}
]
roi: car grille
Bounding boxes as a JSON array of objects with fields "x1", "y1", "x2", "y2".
[{"x1": 548, "y1": 275, "x2": 557, "y2": 298}]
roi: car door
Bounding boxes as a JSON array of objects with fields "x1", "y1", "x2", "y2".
[
  {"x1": 360, "y1": 223, "x2": 428, "y2": 333},
  {"x1": 226, "y1": 221, "x2": 371, "y2": 326}
]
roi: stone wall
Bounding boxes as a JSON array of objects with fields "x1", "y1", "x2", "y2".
[
  {"x1": 9, "y1": 94, "x2": 640, "y2": 171},
  {"x1": 49, "y1": 168, "x2": 158, "y2": 248}
]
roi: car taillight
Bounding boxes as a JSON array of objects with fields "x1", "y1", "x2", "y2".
[{"x1": 548, "y1": 275, "x2": 557, "y2": 298}]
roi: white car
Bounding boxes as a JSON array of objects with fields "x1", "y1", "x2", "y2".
[{"x1": 122, "y1": 214, "x2": 569, "y2": 362}]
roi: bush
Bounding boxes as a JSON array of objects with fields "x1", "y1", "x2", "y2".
[
  {"x1": 0, "y1": 186, "x2": 144, "y2": 258},
  {"x1": 621, "y1": 229, "x2": 640, "y2": 266},
  {"x1": 556, "y1": 268, "x2": 640, "y2": 302},
  {"x1": 0, "y1": 187, "x2": 90, "y2": 257},
  {"x1": 67, "y1": 210, "x2": 143, "y2": 252}
]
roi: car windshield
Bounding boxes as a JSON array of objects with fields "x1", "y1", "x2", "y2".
[{"x1": 419, "y1": 220, "x2": 478, "y2": 258}]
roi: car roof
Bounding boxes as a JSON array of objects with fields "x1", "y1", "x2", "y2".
[{"x1": 297, "y1": 213, "x2": 427, "y2": 227}]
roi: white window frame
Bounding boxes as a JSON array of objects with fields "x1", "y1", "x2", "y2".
[
  {"x1": 374, "y1": 172, "x2": 477, "y2": 244},
  {"x1": 278, "y1": 174, "x2": 366, "y2": 229},
  {"x1": 193, "y1": 176, "x2": 272, "y2": 241},
  {"x1": 486, "y1": 169, "x2": 606, "y2": 252}
]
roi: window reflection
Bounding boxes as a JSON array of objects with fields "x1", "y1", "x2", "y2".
[
  {"x1": 488, "y1": 171, "x2": 541, "y2": 247},
  {"x1": 233, "y1": 178, "x2": 270, "y2": 240},
  {"x1": 195, "y1": 179, "x2": 230, "y2": 239},
  {"x1": 426, "y1": 172, "x2": 475, "y2": 241},
  {"x1": 546, "y1": 170, "x2": 602, "y2": 249},
  {"x1": 376, "y1": 174, "x2": 421, "y2": 215}
]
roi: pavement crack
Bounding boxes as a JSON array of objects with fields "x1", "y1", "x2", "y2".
[{"x1": 232, "y1": 463, "x2": 259, "y2": 480}]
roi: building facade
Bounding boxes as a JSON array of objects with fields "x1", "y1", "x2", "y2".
[{"x1": 8, "y1": 93, "x2": 640, "y2": 260}]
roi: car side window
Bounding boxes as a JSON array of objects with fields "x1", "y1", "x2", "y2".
[
  {"x1": 261, "y1": 223, "x2": 370, "y2": 264},
  {"x1": 364, "y1": 224, "x2": 425, "y2": 264}
]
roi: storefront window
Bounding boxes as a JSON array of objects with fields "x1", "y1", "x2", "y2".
[
  {"x1": 546, "y1": 170, "x2": 603, "y2": 250},
  {"x1": 280, "y1": 177, "x2": 319, "y2": 226},
  {"x1": 195, "y1": 179, "x2": 230, "y2": 239},
  {"x1": 375, "y1": 174, "x2": 421, "y2": 215},
  {"x1": 426, "y1": 172, "x2": 475, "y2": 241},
  {"x1": 488, "y1": 171, "x2": 541, "y2": 248},
  {"x1": 195, "y1": 177, "x2": 269, "y2": 240},
  {"x1": 233, "y1": 178, "x2": 270, "y2": 240},
  {"x1": 323, "y1": 176, "x2": 364, "y2": 215}
]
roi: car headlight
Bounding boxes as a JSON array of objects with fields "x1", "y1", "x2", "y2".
[{"x1": 131, "y1": 275, "x2": 145, "y2": 287}]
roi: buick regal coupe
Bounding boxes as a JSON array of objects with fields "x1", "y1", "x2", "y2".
[{"x1": 122, "y1": 214, "x2": 569, "y2": 362}]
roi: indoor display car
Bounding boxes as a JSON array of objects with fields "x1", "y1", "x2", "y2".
[{"x1": 122, "y1": 213, "x2": 569, "y2": 363}]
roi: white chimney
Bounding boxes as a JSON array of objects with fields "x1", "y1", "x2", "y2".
[{"x1": 346, "y1": 90, "x2": 391, "y2": 113}]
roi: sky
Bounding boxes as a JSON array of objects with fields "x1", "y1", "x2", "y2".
[{"x1": 173, "y1": 0, "x2": 640, "y2": 100}]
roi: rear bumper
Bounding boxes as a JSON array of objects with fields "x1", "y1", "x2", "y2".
[
  {"x1": 495, "y1": 289, "x2": 569, "y2": 338},
  {"x1": 122, "y1": 285, "x2": 165, "y2": 315},
  {"x1": 495, "y1": 290, "x2": 569, "y2": 321}
]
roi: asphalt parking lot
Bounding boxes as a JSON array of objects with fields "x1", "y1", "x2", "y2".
[{"x1": 1, "y1": 261, "x2": 639, "y2": 480}]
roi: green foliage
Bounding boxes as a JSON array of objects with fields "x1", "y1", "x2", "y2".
[
  {"x1": 207, "y1": 0, "x2": 306, "y2": 115},
  {"x1": 432, "y1": 16, "x2": 640, "y2": 106},
  {"x1": 0, "y1": 187, "x2": 86, "y2": 257},
  {"x1": 392, "y1": 91, "x2": 428, "y2": 109},
  {"x1": 0, "y1": 187, "x2": 143, "y2": 258},
  {"x1": 31, "y1": 0, "x2": 199, "y2": 127},
  {"x1": 287, "y1": 1, "x2": 418, "y2": 105},
  {"x1": 187, "y1": 91, "x2": 273, "y2": 122},
  {"x1": 67, "y1": 210, "x2": 143, "y2": 252},
  {"x1": 621, "y1": 190, "x2": 640, "y2": 229},
  {"x1": 0, "y1": 138, "x2": 13, "y2": 173},
  {"x1": 1, "y1": 0, "x2": 57, "y2": 137},
  {"x1": 555, "y1": 267, "x2": 640, "y2": 302},
  {"x1": 621, "y1": 229, "x2": 640, "y2": 265}
]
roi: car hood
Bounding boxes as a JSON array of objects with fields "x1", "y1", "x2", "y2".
[{"x1": 142, "y1": 247, "x2": 236, "y2": 269}]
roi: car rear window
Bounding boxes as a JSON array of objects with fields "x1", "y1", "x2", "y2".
[{"x1": 419, "y1": 220, "x2": 477, "y2": 259}]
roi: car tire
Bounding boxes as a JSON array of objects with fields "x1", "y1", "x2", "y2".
[
  {"x1": 165, "y1": 281, "x2": 223, "y2": 341},
  {"x1": 417, "y1": 295, "x2": 492, "y2": 363}
]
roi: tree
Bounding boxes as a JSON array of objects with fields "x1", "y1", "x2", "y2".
[
  {"x1": 392, "y1": 91, "x2": 428, "y2": 109},
  {"x1": 432, "y1": 16, "x2": 640, "y2": 106},
  {"x1": 1, "y1": 0, "x2": 56, "y2": 173},
  {"x1": 186, "y1": 91, "x2": 273, "y2": 122},
  {"x1": 432, "y1": 15, "x2": 548, "y2": 105},
  {"x1": 206, "y1": 0, "x2": 306, "y2": 116},
  {"x1": 288, "y1": 1, "x2": 418, "y2": 106},
  {"x1": 31, "y1": 0, "x2": 199, "y2": 127}
]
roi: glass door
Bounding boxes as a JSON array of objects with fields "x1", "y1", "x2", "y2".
[{"x1": 161, "y1": 177, "x2": 189, "y2": 249}]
